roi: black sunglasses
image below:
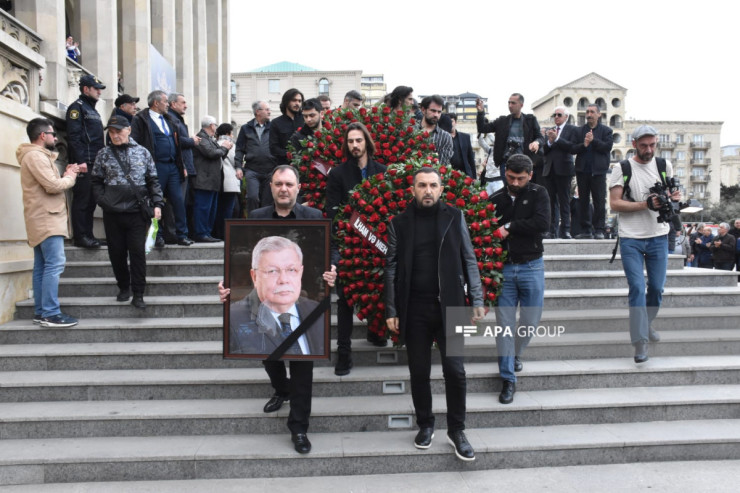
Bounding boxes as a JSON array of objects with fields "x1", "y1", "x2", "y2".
[
  {"x1": 552, "y1": 113, "x2": 563, "y2": 118},
  {"x1": 43, "y1": 131, "x2": 57, "y2": 137}
]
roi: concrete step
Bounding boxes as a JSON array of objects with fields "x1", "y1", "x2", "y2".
[
  {"x1": 1, "y1": 384, "x2": 738, "y2": 439},
  {"x1": 541, "y1": 285, "x2": 740, "y2": 310},
  {"x1": 1, "y1": 330, "x2": 738, "y2": 371},
  {"x1": 57, "y1": 277, "x2": 223, "y2": 298},
  {"x1": 63, "y1": 244, "x2": 225, "y2": 262},
  {"x1": 0, "y1": 356, "x2": 737, "y2": 403},
  {"x1": 1, "y1": 419, "x2": 738, "y2": 484},
  {"x1": 545, "y1": 268, "x2": 737, "y2": 290},
  {"x1": 4, "y1": 460, "x2": 740, "y2": 493},
  {"x1": 544, "y1": 255, "x2": 686, "y2": 271}
]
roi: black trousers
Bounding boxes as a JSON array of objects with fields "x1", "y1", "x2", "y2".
[
  {"x1": 71, "y1": 172, "x2": 97, "y2": 239},
  {"x1": 162, "y1": 176, "x2": 189, "y2": 242},
  {"x1": 576, "y1": 172, "x2": 607, "y2": 235},
  {"x1": 405, "y1": 299, "x2": 466, "y2": 432},
  {"x1": 336, "y1": 283, "x2": 353, "y2": 353},
  {"x1": 102, "y1": 211, "x2": 149, "y2": 295},
  {"x1": 263, "y1": 359, "x2": 313, "y2": 434},
  {"x1": 546, "y1": 174, "x2": 572, "y2": 236}
]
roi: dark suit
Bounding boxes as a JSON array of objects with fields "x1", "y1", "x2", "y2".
[
  {"x1": 475, "y1": 112, "x2": 544, "y2": 169},
  {"x1": 451, "y1": 131, "x2": 476, "y2": 179},
  {"x1": 385, "y1": 202, "x2": 483, "y2": 432},
  {"x1": 543, "y1": 124, "x2": 578, "y2": 237},
  {"x1": 572, "y1": 123, "x2": 614, "y2": 235},
  {"x1": 229, "y1": 202, "x2": 326, "y2": 435}
]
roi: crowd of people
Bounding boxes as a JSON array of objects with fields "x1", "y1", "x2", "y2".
[{"x1": 16, "y1": 79, "x2": 737, "y2": 461}]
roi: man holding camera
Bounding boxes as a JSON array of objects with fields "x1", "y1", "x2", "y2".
[{"x1": 608, "y1": 125, "x2": 680, "y2": 363}]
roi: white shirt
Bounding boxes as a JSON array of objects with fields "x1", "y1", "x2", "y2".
[
  {"x1": 269, "y1": 304, "x2": 310, "y2": 355},
  {"x1": 149, "y1": 109, "x2": 170, "y2": 135}
]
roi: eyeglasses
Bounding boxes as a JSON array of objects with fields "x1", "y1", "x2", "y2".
[
  {"x1": 257, "y1": 267, "x2": 301, "y2": 279},
  {"x1": 552, "y1": 113, "x2": 564, "y2": 117},
  {"x1": 43, "y1": 131, "x2": 57, "y2": 137}
]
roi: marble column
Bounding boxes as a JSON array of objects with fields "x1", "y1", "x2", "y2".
[
  {"x1": 220, "y1": 0, "x2": 230, "y2": 123},
  {"x1": 14, "y1": 0, "x2": 66, "y2": 107},
  {"x1": 76, "y1": 0, "x2": 117, "y2": 108},
  {"x1": 151, "y1": 0, "x2": 175, "y2": 67},
  {"x1": 175, "y1": 0, "x2": 195, "y2": 131},
  {"x1": 205, "y1": 0, "x2": 222, "y2": 122},
  {"x1": 191, "y1": 0, "x2": 208, "y2": 125},
  {"x1": 117, "y1": 0, "x2": 150, "y2": 101}
]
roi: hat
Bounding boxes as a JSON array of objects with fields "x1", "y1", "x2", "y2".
[
  {"x1": 106, "y1": 114, "x2": 130, "y2": 130},
  {"x1": 631, "y1": 125, "x2": 658, "y2": 141},
  {"x1": 115, "y1": 94, "x2": 139, "y2": 107},
  {"x1": 79, "y1": 74, "x2": 106, "y2": 89}
]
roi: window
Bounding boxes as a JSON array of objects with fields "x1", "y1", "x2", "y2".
[
  {"x1": 626, "y1": 150, "x2": 635, "y2": 159},
  {"x1": 676, "y1": 151, "x2": 686, "y2": 161},
  {"x1": 676, "y1": 167, "x2": 685, "y2": 177},
  {"x1": 675, "y1": 134, "x2": 684, "y2": 144},
  {"x1": 318, "y1": 78, "x2": 329, "y2": 96},
  {"x1": 660, "y1": 150, "x2": 671, "y2": 159},
  {"x1": 693, "y1": 150, "x2": 705, "y2": 161},
  {"x1": 613, "y1": 133, "x2": 621, "y2": 144},
  {"x1": 595, "y1": 98, "x2": 606, "y2": 111},
  {"x1": 659, "y1": 134, "x2": 671, "y2": 143},
  {"x1": 268, "y1": 79, "x2": 280, "y2": 93},
  {"x1": 693, "y1": 134, "x2": 704, "y2": 144},
  {"x1": 563, "y1": 97, "x2": 573, "y2": 107},
  {"x1": 692, "y1": 168, "x2": 704, "y2": 177},
  {"x1": 230, "y1": 80, "x2": 237, "y2": 103},
  {"x1": 612, "y1": 98, "x2": 622, "y2": 108},
  {"x1": 578, "y1": 97, "x2": 590, "y2": 110}
]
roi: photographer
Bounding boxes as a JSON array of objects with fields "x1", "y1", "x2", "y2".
[
  {"x1": 608, "y1": 125, "x2": 680, "y2": 364},
  {"x1": 475, "y1": 94, "x2": 543, "y2": 174}
]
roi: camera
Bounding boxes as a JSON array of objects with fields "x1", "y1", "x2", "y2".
[
  {"x1": 647, "y1": 177, "x2": 683, "y2": 230},
  {"x1": 502, "y1": 139, "x2": 521, "y2": 163}
]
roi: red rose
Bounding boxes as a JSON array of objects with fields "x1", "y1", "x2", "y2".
[
  {"x1": 493, "y1": 228, "x2": 504, "y2": 239},
  {"x1": 494, "y1": 247, "x2": 503, "y2": 256},
  {"x1": 456, "y1": 198, "x2": 466, "y2": 208},
  {"x1": 446, "y1": 191, "x2": 456, "y2": 201}
]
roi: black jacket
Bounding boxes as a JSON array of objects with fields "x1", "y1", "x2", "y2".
[
  {"x1": 192, "y1": 129, "x2": 228, "y2": 192},
  {"x1": 250, "y1": 203, "x2": 323, "y2": 219},
  {"x1": 452, "y1": 130, "x2": 476, "y2": 179},
  {"x1": 709, "y1": 233, "x2": 736, "y2": 263},
  {"x1": 66, "y1": 94, "x2": 105, "y2": 166},
  {"x1": 325, "y1": 158, "x2": 387, "y2": 220},
  {"x1": 573, "y1": 123, "x2": 614, "y2": 175},
  {"x1": 489, "y1": 181, "x2": 551, "y2": 263},
  {"x1": 384, "y1": 202, "x2": 483, "y2": 343},
  {"x1": 130, "y1": 109, "x2": 185, "y2": 179},
  {"x1": 269, "y1": 113, "x2": 304, "y2": 165},
  {"x1": 234, "y1": 118, "x2": 275, "y2": 173},
  {"x1": 168, "y1": 109, "x2": 198, "y2": 176},
  {"x1": 476, "y1": 112, "x2": 544, "y2": 168},
  {"x1": 542, "y1": 124, "x2": 578, "y2": 177}
]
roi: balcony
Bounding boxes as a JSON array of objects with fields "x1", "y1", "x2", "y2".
[
  {"x1": 690, "y1": 141, "x2": 711, "y2": 149},
  {"x1": 690, "y1": 158, "x2": 711, "y2": 165},
  {"x1": 659, "y1": 142, "x2": 675, "y2": 149},
  {"x1": 690, "y1": 175, "x2": 708, "y2": 183}
]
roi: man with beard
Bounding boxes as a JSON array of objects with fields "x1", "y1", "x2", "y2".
[
  {"x1": 326, "y1": 122, "x2": 388, "y2": 375},
  {"x1": 270, "y1": 88, "x2": 305, "y2": 165},
  {"x1": 66, "y1": 75, "x2": 106, "y2": 248},
  {"x1": 609, "y1": 125, "x2": 680, "y2": 363},
  {"x1": 385, "y1": 167, "x2": 484, "y2": 461},
  {"x1": 572, "y1": 104, "x2": 614, "y2": 239},
  {"x1": 489, "y1": 154, "x2": 551, "y2": 404},
  {"x1": 289, "y1": 98, "x2": 324, "y2": 153},
  {"x1": 18, "y1": 118, "x2": 80, "y2": 327},
  {"x1": 341, "y1": 90, "x2": 363, "y2": 110},
  {"x1": 418, "y1": 95, "x2": 453, "y2": 166}
]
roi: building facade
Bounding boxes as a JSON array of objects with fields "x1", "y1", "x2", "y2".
[
  {"x1": 0, "y1": 1, "x2": 230, "y2": 323},
  {"x1": 720, "y1": 145, "x2": 740, "y2": 187},
  {"x1": 361, "y1": 74, "x2": 386, "y2": 106}
]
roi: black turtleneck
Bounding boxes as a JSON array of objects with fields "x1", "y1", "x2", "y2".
[{"x1": 410, "y1": 200, "x2": 440, "y2": 301}]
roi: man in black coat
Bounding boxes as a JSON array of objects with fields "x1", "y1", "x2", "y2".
[
  {"x1": 234, "y1": 101, "x2": 275, "y2": 213},
  {"x1": 269, "y1": 89, "x2": 305, "y2": 165},
  {"x1": 385, "y1": 167, "x2": 484, "y2": 462},
  {"x1": 441, "y1": 114, "x2": 476, "y2": 179},
  {"x1": 572, "y1": 104, "x2": 614, "y2": 239},
  {"x1": 219, "y1": 165, "x2": 335, "y2": 455},
  {"x1": 489, "y1": 154, "x2": 550, "y2": 404},
  {"x1": 475, "y1": 93, "x2": 543, "y2": 172},
  {"x1": 168, "y1": 93, "x2": 202, "y2": 239},
  {"x1": 542, "y1": 106, "x2": 578, "y2": 239},
  {"x1": 326, "y1": 122, "x2": 388, "y2": 375},
  {"x1": 66, "y1": 74, "x2": 106, "y2": 248}
]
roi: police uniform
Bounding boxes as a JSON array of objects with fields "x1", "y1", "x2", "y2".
[{"x1": 66, "y1": 74, "x2": 106, "y2": 247}]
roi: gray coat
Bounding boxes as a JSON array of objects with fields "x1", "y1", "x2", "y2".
[{"x1": 193, "y1": 129, "x2": 228, "y2": 191}]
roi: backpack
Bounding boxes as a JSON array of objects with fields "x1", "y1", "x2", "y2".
[{"x1": 619, "y1": 157, "x2": 668, "y2": 201}]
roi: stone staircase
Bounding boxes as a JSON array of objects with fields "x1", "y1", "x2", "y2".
[{"x1": 1, "y1": 240, "x2": 739, "y2": 486}]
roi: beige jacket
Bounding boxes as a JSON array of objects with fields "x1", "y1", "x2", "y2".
[{"x1": 17, "y1": 143, "x2": 76, "y2": 247}]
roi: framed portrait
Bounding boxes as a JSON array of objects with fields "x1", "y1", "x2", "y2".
[{"x1": 223, "y1": 219, "x2": 331, "y2": 360}]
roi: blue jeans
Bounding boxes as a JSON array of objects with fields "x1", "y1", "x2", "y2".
[
  {"x1": 495, "y1": 257, "x2": 545, "y2": 383},
  {"x1": 619, "y1": 235, "x2": 668, "y2": 344},
  {"x1": 155, "y1": 162, "x2": 188, "y2": 239},
  {"x1": 33, "y1": 235, "x2": 66, "y2": 317},
  {"x1": 192, "y1": 189, "x2": 218, "y2": 237}
]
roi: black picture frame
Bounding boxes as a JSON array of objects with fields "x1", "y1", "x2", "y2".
[{"x1": 223, "y1": 219, "x2": 331, "y2": 360}]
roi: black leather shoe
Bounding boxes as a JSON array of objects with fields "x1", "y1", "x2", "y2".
[
  {"x1": 634, "y1": 341, "x2": 649, "y2": 363},
  {"x1": 155, "y1": 237, "x2": 166, "y2": 248},
  {"x1": 561, "y1": 233, "x2": 573, "y2": 239},
  {"x1": 649, "y1": 329, "x2": 661, "y2": 342},
  {"x1": 366, "y1": 330, "x2": 388, "y2": 347},
  {"x1": 263, "y1": 394, "x2": 288, "y2": 413},
  {"x1": 514, "y1": 356, "x2": 523, "y2": 372},
  {"x1": 177, "y1": 237, "x2": 194, "y2": 246},
  {"x1": 594, "y1": 232, "x2": 605, "y2": 240},
  {"x1": 94, "y1": 237, "x2": 107, "y2": 246},
  {"x1": 334, "y1": 351, "x2": 353, "y2": 376},
  {"x1": 206, "y1": 236, "x2": 222, "y2": 242},
  {"x1": 414, "y1": 428, "x2": 434, "y2": 449},
  {"x1": 447, "y1": 430, "x2": 475, "y2": 461},
  {"x1": 116, "y1": 288, "x2": 131, "y2": 302},
  {"x1": 131, "y1": 295, "x2": 146, "y2": 309},
  {"x1": 292, "y1": 433, "x2": 311, "y2": 454},
  {"x1": 499, "y1": 380, "x2": 516, "y2": 404},
  {"x1": 74, "y1": 236, "x2": 100, "y2": 249},
  {"x1": 575, "y1": 233, "x2": 594, "y2": 239}
]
